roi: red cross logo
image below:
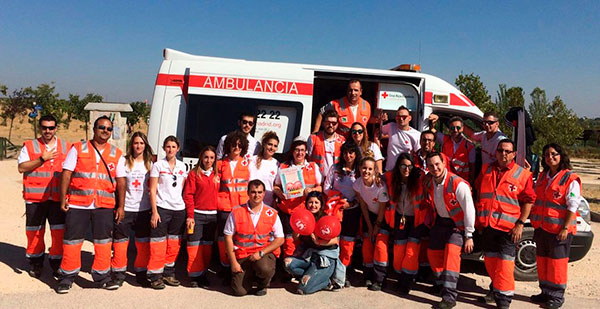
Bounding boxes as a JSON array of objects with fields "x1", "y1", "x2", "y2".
[
  {"x1": 270, "y1": 170, "x2": 276, "y2": 176},
  {"x1": 450, "y1": 199, "x2": 459, "y2": 206},
  {"x1": 508, "y1": 184, "x2": 517, "y2": 192},
  {"x1": 107, "y1": 162, "x2": 115, "y2": 171},
  {"x1": 241, "y1": 159, "x2": 249, "y2": 166},
  {"x1": 178, "y1": 170, "x2": 184, "y2": 175},
  {"x1": 265, "y1": 209, "x2": 274, "y2": 217},
  {"x1": 405, "y1": 140, "x2": 409, "y2": 144},
  {"x1": 553, "y1": 192, "x2": 562, "y2": 199},
  {"x1": 382, "y1": 92, "x2": 388, "y2": 99},
  {"x1": 132, "y1": 179, "x2": 141, "y2": 188}
]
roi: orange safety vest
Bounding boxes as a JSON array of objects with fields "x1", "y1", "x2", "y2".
[
  {"x1": 332, "y1": 97, "x2": 371, "y2": 135},
  {"x1": 232, "y1": 204, "x2": 279, "y2": 259},
  {"x1": 217, "y1": 157, "x2": 250, "y2": 212},
  {"x1": 442, "y1": 135, "x2": 474, "y2": 181},
  {"x1": 277, "y1": 162, "x2": 319, "y2": 214},
  {"x1": 22, "y1": 137, "x2": 70, "y2": 202},
  {"x1": 476, "y1": 163, "x2": 531, "y2": 232},
  {"x1": 383, "y1": 171, "x2": 430, "y2": 228},
  {"x1": 531, "y1": 170, "x2": 579, "y2": 235},
  {"x1": 68, "y1": 141, "x2": 122, "y2": 208},
  {"x1": 424, "y1": 170, "x2": 468, "y2": 230},
  {"x1": 308, "y1": 131, "x2": 345, "y2": 176}
]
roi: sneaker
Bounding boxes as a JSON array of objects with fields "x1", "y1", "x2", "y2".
[
  {"x1": 101, "y1": 279, "x2": 120, "y2": 290},
  {"x1": 196, "y1": 275, "x2": 210, "y2": 288},
  {"x1": 365, "y1": 279, "x2": 373, "y2": 287},
  {"x1": 477, "y1": 291, "x2": 495, "y2": 304},
  {"x1": 344, "y1": 279, "x2": 352, "y2": 288},
  {"x1": 163, "y1": 276, "x2": 180, "y2": 287},
  {"x1": 28, "y1": 264, "x2": 42, "y2": 278},
  {"x1": 52, "y1": 270, "x2": 61, "y2": 280},
  {"x1": 255, "y1": 288, "x2": 267, "y2": 296},
  {"x1": 434, "y1": 300, "x2": 456, "y2": 309},
  {"x1": 368, "y1": 282, "x2": 382, "y2": 291},
  {"x1": 296, "y1": 288, "x2": 304, "y2": 295},
  {"x1": 327, "y1": 282, "x2": 342, "y2": 292},
  {"x1": 56, "y1": 283, "x2": 71, "y2": 294},
  {"x1": 150, "y1": 279, "x2": 166, "y2": 290},
  {"x1": 530, "y1": 293, "x2": 548, "y2": 303}
]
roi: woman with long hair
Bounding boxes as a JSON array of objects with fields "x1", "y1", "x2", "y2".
[
  {"x1": 216, "y1": 131, "x2": 250, "y2": 271},
  {"x1": 323, "y1": 141, "x2": 361, "y2": 287},
  {"x1": 249, "y1": 131, "x2": 280, "y2": 206},
  {"x1": 183, "y1": 146, "x2": 218, "y2": 288},
  {"x1": 112, "y1": 131, "x2": 154, "y2": 286},
  {"x1": 284, "y1": 191, "x2": 341, "y2": 294},
  {"x1": 530, "y1": 143, "x2": 582, "y2": 308},
  {"x1": 273, "y1": 138, "x2": 322, "y2": 257},
  {"x1": 349, "y1": 122, "x2": 383, "y2": 174},
  {"x1": 148, "y1": 135, "x2": 187, "y2": 289},
  {"x1": 383, "y1": 152, "x2": 428, "y2": 294}
]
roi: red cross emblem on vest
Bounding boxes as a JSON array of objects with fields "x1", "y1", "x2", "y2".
[
  {"x1": 241, "y1": 159, "x2": 249, "y2": 167},
  {"x1": 265, "y1": 208, "x2": 274, "y2": 217},
  {"x1": 450, "y1": 199, "x2": 459, "y2": 206},
  {"x1": 553, "y1": 191, "x2": 563, "y2": 199},
  {"x1": 508, "y1": 184, "x2": 517, "y2": 192},
  {"x1": 107, "y1": 162, "x2": 115, "y2": 171},
  {"x1": 132, "y1": 179, "x2": 141, "y2": 188}
]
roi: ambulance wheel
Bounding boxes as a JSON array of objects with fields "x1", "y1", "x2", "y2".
[{"x1": 514, "y1": 227, "x2": 538, "y2": 281}]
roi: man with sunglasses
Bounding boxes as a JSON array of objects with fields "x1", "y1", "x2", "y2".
[
  {"x1": 216, "y1": 112, "x2": 261, "y2": 160},
  {"x1": 18, "y1": 115, "x2": 70, "y2": 279},
  {"x1": 428, "y1": 115, "x2": 476, "y2": 184},
  {"x1": 312, "y1": 79, "x2": 371, "y2": 137},
  {"x1": 474, "y1": 139, "x2": 535, "y2": 309},
  {"x1": 56, "y1": 115, "x2": 125, "y2": 293},
  {"x1": 413, "y1": 130, "x2": 450, "y2": 174},
  {"x1": 381, "y1": 106, "x2": 421, "y2": 172},
  {"x1": 472, "y1": 112, "x2": 507, "y2": 166},
  {"x1": 307, "y1": 110, "x2": 345, "y2": 178}
]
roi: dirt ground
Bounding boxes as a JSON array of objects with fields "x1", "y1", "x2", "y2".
[{"x1": 0, "y1": 159, "x2": 599, "y2": 308}]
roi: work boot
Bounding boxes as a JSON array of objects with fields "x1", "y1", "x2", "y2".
[
  {"x1": 477, "y1": 291, "x2": 495, "y2": 304},
  {"x1": 434, "y1": 300, "x2": 456, "y2": 309},
  {"x1": 28, "y1": 264, "x2": 42, "y2": 278},
  {"x1": 530, "y1": 292, "x2": 548, "y2": 303},
  {"x1": 368, "y1": 282, "x2": 382, "y2": 291},
  {"x1": 56, "y1": 282, "x2": 71, "y2": 294},
  {"x1": 163, "y1": 275, "x2": 180, "y2": 286},
  {"x1": 545, "y1": 301, "x2": 562, "y2": 309},
  {"x1": 100, "y1": 278, "x2": 120, "y2": 290},
  {"x1": 255, "y1": 288, "x2": 267, "y2": 296},
  {"x1": 150, "y1": 279, "x2": 166, "y2": 290}
]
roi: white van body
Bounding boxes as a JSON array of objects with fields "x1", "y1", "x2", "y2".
[{"x1": 147, "y1": 48, "x2": 483, "y2": 170}]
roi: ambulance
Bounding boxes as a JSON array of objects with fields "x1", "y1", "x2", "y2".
[{"x1": 146, "y1": 48, "x2": 592, "y2": 280}]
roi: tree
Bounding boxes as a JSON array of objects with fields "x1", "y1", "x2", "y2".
[
  {"x1": 455, "y1": 73, "x2": 495, "y2": 113},
  {"x1": 0, "y1": 88, "x2": 31, "y2": 141},
  {"x1": 66, "y1": 93, "x2": 104, "y2": 137},
  {"x1": 24, "y1": 83, "x2": 65, "y2": 120},
  {"x1": 123, "y1": 100, "x2": 151, "y2": 131},
  {"x1": 0, "y1": 84, "x2": 7, "y2": 96}
]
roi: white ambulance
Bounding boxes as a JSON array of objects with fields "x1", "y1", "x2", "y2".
[{"x1": 146, "y1": 48, "x2": 592, "y2": 281}]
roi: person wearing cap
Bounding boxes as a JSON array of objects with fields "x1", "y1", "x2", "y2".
[
  {"x1": 56, "y1": 115, "x2": 123, "y2": 294},
  {"x1": 18, "y1": 114, "x2": 70, "y2": 278},
  {"x1": 307, "y1": 109, "x2": 345, "y2": 178},
  {"x1": 216, "y1": 112, "x2": 261, "y2": 160},
  {"x1": 273, "y1": 136, "x2": 322, "y2": 257},
  {"x1": 224, "y1": 179, "x2": 284, "y2": 296},
  {"x1": 312, "y1": 79, "x2": 372, "y2": 137}
]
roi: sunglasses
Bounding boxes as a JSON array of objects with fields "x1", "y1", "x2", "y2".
[
  {"x1": 172, "y1": 175, "x2": 177, "y2": 187},
  {"x1": 543, "y1": 152, "x2": 560, "y2": 158},
  {"x1": 396, "y1": 115, "x2": 409, "y2": 120},
  {"x1": 41, "y1": 125, "x2": 56, "y2": 131},
  {"x1": 351, "y1": 129, "x2": 364, "y2": 135},
  {"x1": 483, "y1": 120, "x2": 498, "y2": 126},
  {"x1": 422, "y1": 138, "x2": 435, "y2": 143},
  {"x1": 450, "y1": 126, "x2": 461, "y2": 131},
  {"x1": 231, "y1": 142, "x2": 242, "y2": 149},
  {"x1": 496, "y1": 149, "x2": 514, "y2": 154},
  {"x1": 400, "y1": 164, "x2": 413, "y2": 170},
  {"x1": 241, "y1": 120, "x2": 254, "y2": 126},
  {"x1": 324, "y1": 121, "x2": 338, "y2": 126},
  {"x1": 97, "y1": 125, "x2": 113, "y2": 132}
]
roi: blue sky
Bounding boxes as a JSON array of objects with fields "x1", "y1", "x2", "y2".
[{"x1": 1, "y1": 1, "x2": 599, "y2": 117}]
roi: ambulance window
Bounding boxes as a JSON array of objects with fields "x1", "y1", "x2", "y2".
[{"x1": 182, "y1": 94, "x2": 303, "y2": 158}]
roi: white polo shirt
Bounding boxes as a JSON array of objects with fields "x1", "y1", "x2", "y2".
[
  {"x1": 150, "y1": 158, "x2": 187, "y2": 211},
  {"x1": 353, "y1": 178, "x2": 390, "y2": 214},
  {"x1": 248, "y1": 155, "x2": 280, "y2": 206},
  {"x1": 116, "y1": 159, "x2": 152, "y2": 212},
  {"x1": 382, "y1": 122, "x2": 421, "y2": 171}
]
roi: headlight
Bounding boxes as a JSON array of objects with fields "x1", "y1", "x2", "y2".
[{"x1": 578, "y1": 198, "x2": 591, "y2": 224}]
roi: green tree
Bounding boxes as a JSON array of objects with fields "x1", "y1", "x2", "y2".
[
  {"x1": 24, "y1": 83, "x2": 64, "y2": 120},
  {"x1": 0, "y1": 88, "x2": 32, "y2": 141},
  {"x1": 123, "y1": 100, "x2": 151, "y2": 131},
  {"x1": 66, "y1": 93, "x2": 103, "y2": 137},
  {"x1": 455, "y1": 73, "x2": 495, "y2": 114},
  {"x1": 0, "y1": 84, "x2": 7, "y2": 96}
]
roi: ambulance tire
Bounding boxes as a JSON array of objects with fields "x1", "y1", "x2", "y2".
[{"x1": 514, "y1": 227, "x2": 538, "y2": 282}]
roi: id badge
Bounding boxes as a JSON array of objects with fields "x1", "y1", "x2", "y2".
[{"x1": 398, "y1": 215, "x2": 406, "y2": 230}]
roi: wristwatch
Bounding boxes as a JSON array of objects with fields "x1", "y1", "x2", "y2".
[
  {"x1": 515, "y1": 219, "x2": 525, "y2": 226},
  {"x1": 259, "y1": 250, "x2": 264, "y2": 258}
]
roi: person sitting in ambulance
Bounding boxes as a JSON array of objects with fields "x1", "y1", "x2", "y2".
[
  {"x1": 312, "y1": 79, "x2": 372, "y2": 137},
  {"x1": 216, "y1": 112, "x2": 261, "y2": 160},
  {"x1": 224, "y1": 179, "x2": 284, "y2": 296},
  {"x1": 530, "y1": 143, "x2": 581, "y2": 309}
]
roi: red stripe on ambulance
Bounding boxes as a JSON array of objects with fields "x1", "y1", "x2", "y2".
[{"x1": 156, "y1": 73, "x2": 313, "y2": 96}]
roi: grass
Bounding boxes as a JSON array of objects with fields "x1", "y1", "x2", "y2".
[{"x1": 584, "y1": 186, "x2": 600, "y2": 212}]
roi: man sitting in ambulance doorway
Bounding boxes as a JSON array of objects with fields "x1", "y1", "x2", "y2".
[{"x1": 216, "y1": 112, "x2": 262, "y2": 159}]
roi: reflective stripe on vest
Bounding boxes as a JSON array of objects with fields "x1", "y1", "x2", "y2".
[
  {"x1": 217, "y1": 158, "x2": 250, "y2": 212},
  {"x1": 231, "y1": 204, "x2": 278, "y2": 259},
  {"x1": 425, "y1": 171, "x2": 466, "y2": 230},
  {"x1": 531, "y1": 170, "x2": 579, "y2": 235},
  {"x1": 22, "y1": 137, "x2": 69, "y2": 202}
]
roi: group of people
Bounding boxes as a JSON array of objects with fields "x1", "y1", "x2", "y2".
[{"x1": 18, "y1": 79, "x2": 580, "y2": 309}]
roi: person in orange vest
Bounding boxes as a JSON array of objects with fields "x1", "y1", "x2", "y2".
[
  {"x1": 18, "y1": 115, "x2": 70, "y2": 278},
  {"x1": 530, "y1": 143, "x2": 581, "y2": 309},
  {"x1": 273, "y1": 138, "x2": 323, "y2": 257},
  {"x1": 216, "y1": 131, "x2": 251, "y2": 273},
  {"x1": 312, "y1": 79, "x2": 372, "y2": 137},
  {"x1": 308, "y1": 109, "x2": 345, "y2": 178},
  {"x1": 183, "y1": 145, "x2": 219, "y2": 288},
  {"x1": 224, "y1": 179, "x2": 285, "y2": 296},
  {"x1": 354, "y1": 157, "x2": 390, "y2": 291},
  {"x1": 56, "y1": 116, "x2": 123, "y2": 294},
  {"x1": 429, "y1": 116, "x2": 476, "y2": 184},
  {"x1": 383, "y1": 152, "x2": 430, "y2": 295},
  {"x1": 111, "y1": 131, "x2": 154, "y2": 287},
  {"x1": 349, "y1": 122, "x2": 383, "y2": 174},
  {"x1": 147, "y1": 136, "x2": 188, "y2": 289},
  {"x1": 323, "y1": 141, "x2": 361, "y2": 287},
  {"x1": 475, "y1": 139, "x2": 535, "y2": 309},
  {"x1": 413, "y1": 130, "x2": 450, "y2": 173},
  {"x1": 424, "y1": 152, "x2": 475, "y2": 309}
]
